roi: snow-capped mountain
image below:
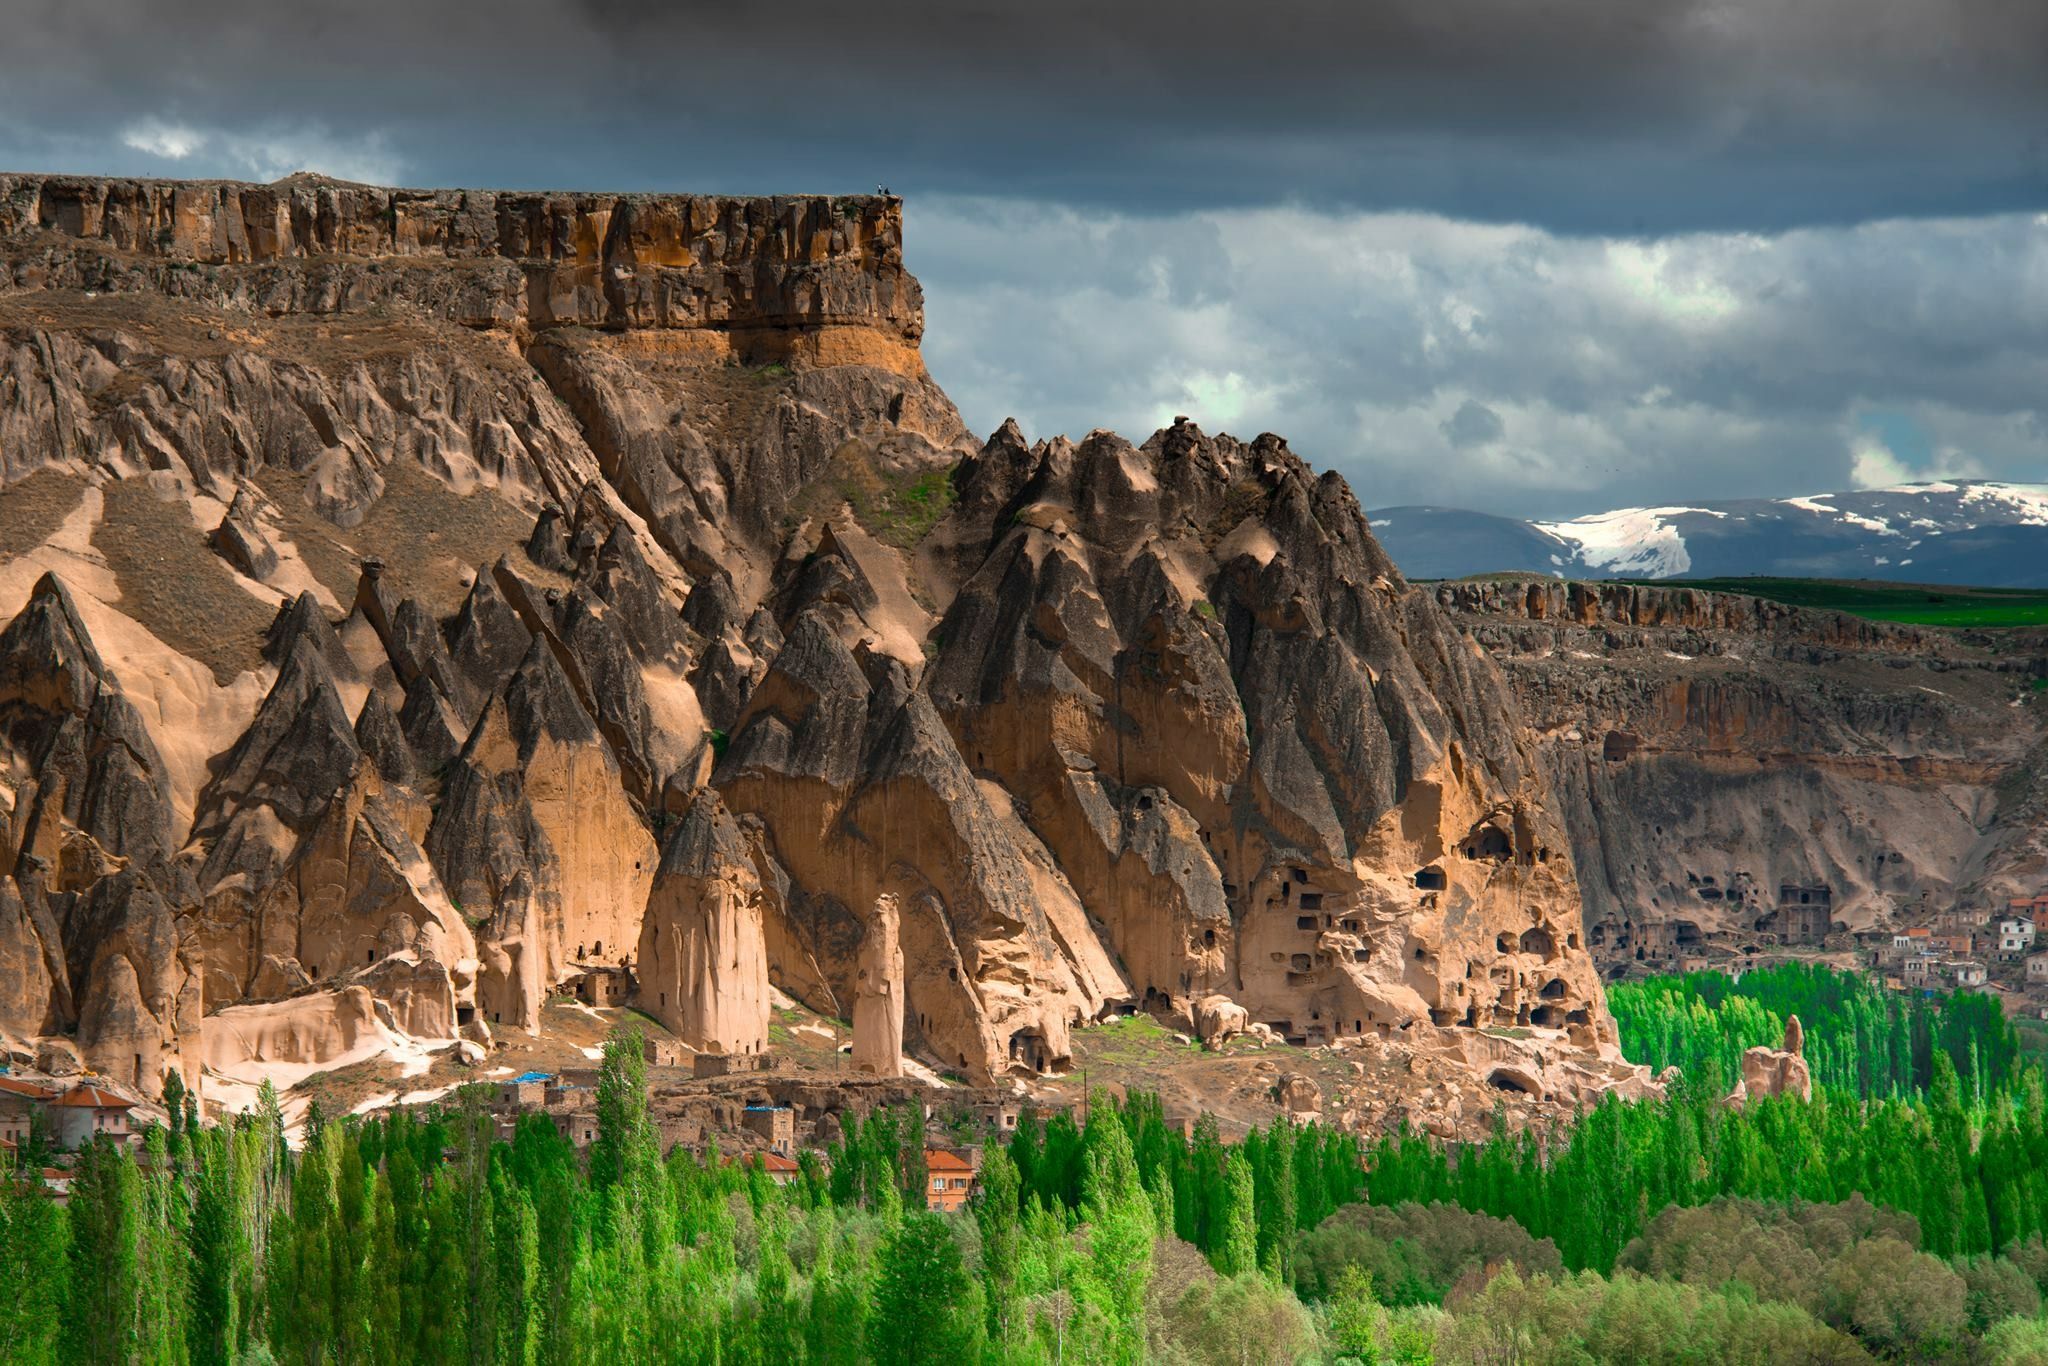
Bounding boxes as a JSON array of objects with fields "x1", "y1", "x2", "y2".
[{"x1": 1368, "y1": 481, "x2": 2048, "y2": 585}]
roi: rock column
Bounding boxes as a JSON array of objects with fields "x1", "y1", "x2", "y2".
[{"x1": 852, "y1": 893, "x2": 905, "y2": 1077}]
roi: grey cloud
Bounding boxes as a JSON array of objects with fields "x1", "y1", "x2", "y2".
[
  {"x1": 914, "y1": 200, "x2": 2048, "y2": 519},
  {"x1": 3, "y1": 0, "x2": 2045, "y2": 230},
  {"x1": 1442, "y1": 400, "x2": 1506, "y2": 449}
]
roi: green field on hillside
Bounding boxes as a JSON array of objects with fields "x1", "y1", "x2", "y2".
[{"x1": 1622, "y1": 576, "x2": 2048, "y2": 627}]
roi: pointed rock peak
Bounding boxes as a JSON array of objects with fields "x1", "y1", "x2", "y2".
[
  {"x1": 682, "y1": 570, "x2": 742, "y2": 638},
  {"x1": 987, "y1": 417, "x2": 1028, "y2": 455},
  {"x1": 382, "y1": 595, "x2": 466, "y2": 705},
  {"x1": 655, "y1": 788, "x2": 750, "y2": 881},
  {"x1": 211, "y1": 485, "x2": 281, "y2": 582},
  {"x1": 594, "y1": 519, "x2": 654, "y2": 583},
  {"x1": 355, "y1": 691, "x2": 416, "y2": 788},
  {"x1": 526, "y1": 508, "x2": 574, "y2": 575},
  {"x1": 457, "y1": 692, "x2": 520, "y2": 776},
  {"x1": 350, "y1": 557, "x2": 397, "y2": 636},
  {"x1": 447, "y1": 563, "x2": 534, "y2": 692},
  {"x1": 743, "y1": 608, "x2": 784, "y2": 658},
  {"x1": 0, "y1": 572, "x2": 107, "y2": 714},
  {"x1": 504, "y1": 639, "x2": 600, "y2": 751},
  {"x1": 261, "y1": 630, "x2": 349, "y2": 719},
  {"x1": 400, "y1": 676, "x2": 462, "y2": 766},
  {"x1": 262, "y1": 592, "x2": 342, "y2": 668},
  {"x1": 765, "y1": 610, "x2": 869, "y2": 701}
]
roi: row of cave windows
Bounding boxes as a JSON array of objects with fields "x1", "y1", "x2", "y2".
[{"x1": 1280, "y1": 997, "x2": 1593, "y2": 1041}]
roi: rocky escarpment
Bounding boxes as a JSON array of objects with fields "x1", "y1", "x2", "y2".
[
  {"x1": 0, "y1": 173, "x2": 1641, "y2": 1117},
  {"x1": 1440, "y1": 578, "x2": 2048, "y2": 972}
]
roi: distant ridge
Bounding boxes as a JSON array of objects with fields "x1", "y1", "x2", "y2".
[{"x1": 1370, "y1": 481, "x2": 2048, "y2": 586}]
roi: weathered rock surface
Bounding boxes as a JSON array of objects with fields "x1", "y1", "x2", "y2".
[
  {"x1": 0, "y1": 173, "x2": 1640, "y2": 1112},
  {"x1": 1728, "y1": 1015, "x2": 1814, "y2": 1106},
  {"x1": 636, "y1": 790, "x2": 768, "y2": 1055},
  {"x1": 1439, "y1": 579, "x2": 2048, "y2": 974}
]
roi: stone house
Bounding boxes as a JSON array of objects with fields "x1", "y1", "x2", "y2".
[
  {"x1": 0, "y1": 1076, "x2": 55, "y2": 1149},
  {"x1": 550, "y1": 1109, "x2": 599, "y2": 1148},
  {"x1": 1950, "y1": 960, "x2": 1989, "y2": 989},
  {"x1": 495, "y1": 1072, "x2": 551, "y2": 1109},
  {"x1": 2027, "y1": 951, "x2": 2048, "y2": 984},
  {"x1": 693, "y1": 1050, "x2": 777, "y2": 1079},
  {"x1": 739, "y1": 1105, "x2": 794, "y2": 1156},
  {"x1": 49, "y1": 1085, "x2": 133, "y2": 1150},
  {"x1": 643, "y1": 1037, "x2": 688, "y2": 1068}
]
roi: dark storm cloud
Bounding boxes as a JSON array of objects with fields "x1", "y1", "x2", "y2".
[
  {"x1": 6, "y1": 1, "x2": 2045, "y2": 519},
  {"x1": 4, "y1": 0, "x2": 2046, "y2": 230}
]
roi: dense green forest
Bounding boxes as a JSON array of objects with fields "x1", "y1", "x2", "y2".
[{"x1": 19, "y1": 970, "x2": 2048, "y2": 1362}]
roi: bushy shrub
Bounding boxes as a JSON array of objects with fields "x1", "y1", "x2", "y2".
[{"x1": 1294, "y1": 1199, "x2": 1564, "y2": 1306}]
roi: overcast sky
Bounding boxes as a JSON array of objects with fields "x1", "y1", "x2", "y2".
[{"x1": 6, "y1": 0, "x2": 2045, "y2": 516}]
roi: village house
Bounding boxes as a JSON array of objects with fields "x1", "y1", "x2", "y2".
[
  {"x1": 739, "y1": 1105, "x2": 794, "y2": 1156},
  {"x1": 49, "y1": 1085, "x2": 133, "y2": 1150},
  {"x1": 1931, "y1": 931, "x2": 1975, "y2": 959},
  {"x1": 550, "y1": 1109, "x2": 599, "y2": 1148},
  {"x1": 495, "y1": 1072, "x2": 552, "y2": 1110},
  {"x1": 753, "y1": 1151, "x2": 800, "y2": 1186},
  {"x1": 924, "y1": 1148, "x2": 977, "y2": 1212},
  {"x1": 2028, "y1": 950, "x2": 2048, "y2": 985},
  {"x1": 1904, "y1": 954, "x2": 1938, "y2": 987},
  {"x1": 0, "y1": 1076, "x2": 55, "y2": 1148},
  {"x1": 693, "y1": 1050, "x2": 778, "y2": 1080},
  {"x1": 1890, "y1": 928, "x2": 1933, "y2": 963},
  {"x1": 1950, "y1": 960, "x2": 1990, "y2": 989},
  {"x1": 1998, "y1": 917, "x2": 2038, "y2": 959},
  {"x1": 643, "y1": 1037, "x2": 688, "y2": 1068}
]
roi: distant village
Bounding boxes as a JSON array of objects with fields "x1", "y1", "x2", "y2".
[
  {"x1": 1616, "y1": 875, "x2": 2048, "y2": 1019},
  {"x1": 0, "y1": 1034, "x2": 1048, "y2": 1214}
]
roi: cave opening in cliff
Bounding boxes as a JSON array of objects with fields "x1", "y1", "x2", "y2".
[
  {"x1": 1465, "y1": 827, "x2": 1512, "y2": 860},
  {"x1": 1488, "y1": 1068, "x2": 1536, "y2": 1094},
  {"x1": 1008, "y1": 1029, "x2": 1049, "y2": 1073},
  {"x1": 1540, "y1": 978, "x2": 1566, "y2": 999},
  {"x1": 1519, "y1": 926, "x2": 1555, "y2": 957},
  {"x1": 1531, "y1": 1005, "x2": 1565, "y2": 1028},
  {"x1": 1415, "y1": 867, "x2": 1447, "y2": 890}
]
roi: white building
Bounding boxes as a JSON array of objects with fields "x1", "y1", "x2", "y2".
[{"x1": 1998, "y1": 917, "x2": 2037, "y2": 958}]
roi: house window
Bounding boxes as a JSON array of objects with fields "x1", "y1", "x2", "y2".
[{"x1": 931, "y1": 1178, "x2": 944, "y2": 1191}]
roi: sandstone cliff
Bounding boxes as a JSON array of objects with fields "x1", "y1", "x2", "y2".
[
  {"x1": 0, "y1": 173, "x2": 1635, "y2": 1110},
  {"x1": 1438, "y1": 578, "x2": 2048, "y2": 971}
]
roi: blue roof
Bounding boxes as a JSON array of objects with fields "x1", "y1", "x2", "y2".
[
  {"x1": 744, "y1": 1105, "x2": 789, "y2": 1113},
  {"x1": 510, "y1": 1071, "x2": 554, "y2": 1084}
]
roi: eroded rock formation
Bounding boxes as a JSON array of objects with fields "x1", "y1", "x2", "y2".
[
  {"x1": 0, "y1": 173, "x2": 1639, "y2": 1110},
  {"x1": 1439, "y1": 580, "x2": 2048, "y2": 974}
]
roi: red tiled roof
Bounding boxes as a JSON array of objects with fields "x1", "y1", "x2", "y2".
[
  {"x1": 924, "y1": 1149, "x2": 975, "y2": 1173},
  {"x1": 52, "y1": 1085, "x2": 131, "y2": 1110},
  {"x1": 0, "y1": 1077, "x2": 55, "y2": 1101},
  {"x1": 757, "y1": 1152, "x2": 799, "y2": 1172}
]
